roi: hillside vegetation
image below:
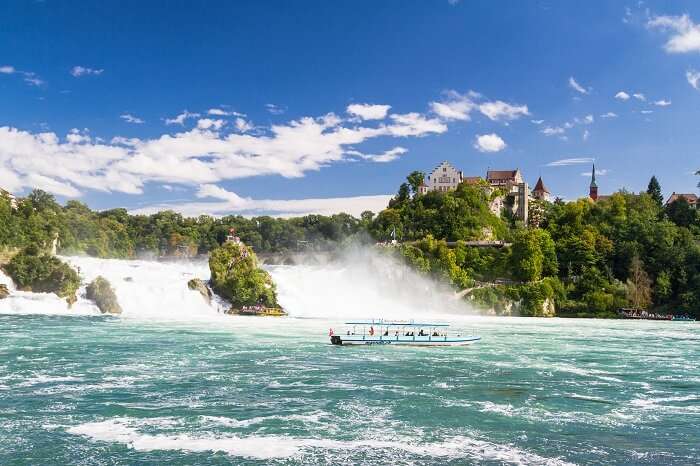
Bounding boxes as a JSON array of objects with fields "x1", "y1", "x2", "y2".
[{"x1": 1, "y1": 172, "x2": 699, "y2": 317}]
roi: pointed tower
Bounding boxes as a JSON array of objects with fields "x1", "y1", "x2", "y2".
[
  {"x1": 532, "y1": 176, "x2": 551, "y2": 201},
  {"x1": 589, "y1": 164, "x2": 598, "y2": 201}
]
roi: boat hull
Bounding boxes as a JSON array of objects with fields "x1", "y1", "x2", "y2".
[{"x1": 330, "y1": 335, "x2": 480, "y2": 346}]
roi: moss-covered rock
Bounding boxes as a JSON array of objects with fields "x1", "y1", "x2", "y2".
[
  {"x1": 0, "y1": 284, "x2": 9, "y2": 299},
  {"x1": 187, "y1": 278, "x2": 212, "y2": 305},
  {"x1": 209, "y1": 241, "x2": 280, "y2": 310},
  {"x1": 1, "y1": 245, "x2": 80, "y2": 304},
  {"x1": 86, "y1": 276, "x2": 122, "y2": 314}
]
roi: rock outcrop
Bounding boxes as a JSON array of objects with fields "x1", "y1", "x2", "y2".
[
  {"x1": 0, "y1": 284, "x2": 9, "y2": 299},
  {"x1": 1, "y1": 245, "x2": 80, "y2": 305},
  {"x1": 208, "y1": 241, "x2": 281, "y2": 311},
  {"x1": 86, "y1": 276, "x2": 122, "y2": 314},
  {"x1": 187, "y1": 278, "x2": 212, "y2": 305}
]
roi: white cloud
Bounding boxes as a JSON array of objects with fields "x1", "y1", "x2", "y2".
[
  {"x1": 234, "y1": 117, "x2": 254, "y2": 133},
  {"x1": 0, "y1": 65, "x2": 45, "y2": 87},
  {"x1": 207, "y1": 108, "x2": 244, "y2": 117},
  {"x1": 266, "y1": 104, "x2": 286, "y2": 115},
  {"x1": 541, "y1": 126, "x2": 566, "y2": 136},
  {"x1": 0, "y1": 102, "x2": 448, "y2": 198},
  {"x1": 632, "y1": 93, "x2": 646, "y2": 101},
  {"x1": 531, "y1": 119, "x2": 544, "y2": 125},
  {"x1": 615, "y1": 91, "x2": 631, "y2": 100},
  {"x1": 574, "y1": 114, "x2": 594, "y2": 125},
  {"x1": 430, "y1": 90, "x2": 528, "y2": 123},
  {"x1": 478, "y1": 100, "x2": 529, "y2": 121},
  {"x1": 135, "y1": 187, "x2": 393, "y2": 218},
  {"x1": 430, "y1": 91, "x2": 478, "y2": 121},
  {"x1": 120, "y1": 114, "x2": 144, "y2": 124},
  {"x1": 583, "y1": 129, "x2": 590, "y2": 141},
  {"x1": 352, "y1": 146, "x2": 408, "y2": 163},
  {"x1": 386, "y1": 113, "x2": 447, "y2": 137},
  {"x1": 346, "y1": 103, "x2": 391, "y2": 120},
  {"x1": 647, "y1": 14, "x2": 700, "y2": 53},
  {"x1": 473, "y1": 133, "x2": 506, "y2": 153},
  {"x1": 70, "y1": 66, "x2": 104, "y2": 77},
  {"x1": 568, "y1": 76, "x2": 590, "y2": 94},
  {"x1": 600, "y1": 112, "x2": 618, "y2": 118},
  {"x1": 640, "y1": 110, "x2": 654, "y2": 114},
  {"x1": 687, "y1": 69, "x2": 700, "y2": 89},
  {"x1": 24, "y1": 173, "x2": 82, "y2": 197},
  {"x1": 653, "y1": 99, "x2": 672, "y2": 106},
  {"x1": 196, "y1": 183, "x2": 249, "y2": 207},
  {"x1": 546, "y1": 157, "x2": 594, "y2": 167},
  {"x1": 165, "y1": 110, "x2": 200, "y2": 126},
  {"x1": 196, "y1": 118, "x2": 226, "y2": 131}
]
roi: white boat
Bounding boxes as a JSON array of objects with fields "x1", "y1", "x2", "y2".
[{"x1": 329, "y1": 320, "x2": 480, "y2": 346}]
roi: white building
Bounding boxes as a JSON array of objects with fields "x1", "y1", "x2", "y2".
[
  {"x1": 418, "y1": 161, "x2": 463, "y2": 194},
  {"x1": 0, "y1": 188, "x2": 17, "y2": 209}
]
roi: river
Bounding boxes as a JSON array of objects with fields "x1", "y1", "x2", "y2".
[{"x1": 0, "y1": 256, "x2": 698, "y2": 465}]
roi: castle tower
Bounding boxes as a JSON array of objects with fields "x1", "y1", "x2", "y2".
[
  {"x1": 589, "y1": 164, "x2": 598, "y2": 201},
  {"x1": 532, "y1": 176, "x2": 551, "y2": 201}
]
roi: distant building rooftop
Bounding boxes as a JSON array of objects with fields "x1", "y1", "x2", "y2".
[
  {"x1": 486, "y1": 170, "x2": 519, "y2": 181},
  {"x1": 666, "y1": 193, "x2": 698, "y2": 206},
  {"x1": 533, "y1": 176, "x2": 550, "y2": 194}
]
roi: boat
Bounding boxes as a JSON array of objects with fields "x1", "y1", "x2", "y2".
[
  {"x1": 329, "y1": 320, "x2": 480, "y2": 346},
  {"x1": 618, "y1": 308, "x2": 672, "y2": 321},
  {"x1": 226, "y1": 305, "x2": 288, "y2": 316},
  {"x1": 672, "y1": 315, "x2": 696, "y2": 322}
]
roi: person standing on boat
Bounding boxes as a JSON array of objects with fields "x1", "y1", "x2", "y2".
[{"x1": 369, "y1": 326, "x2": 375, "y2": 336}]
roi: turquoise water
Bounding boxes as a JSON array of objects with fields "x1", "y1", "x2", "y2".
[{"x1": 1, "y1": 314, "x2": 698, "y2": 465}]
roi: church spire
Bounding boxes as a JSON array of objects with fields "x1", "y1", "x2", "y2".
[{"x1": 589, "y1": 163, "x2": 599, "y2": 201}]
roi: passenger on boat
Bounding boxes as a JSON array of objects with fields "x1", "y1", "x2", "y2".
[
  {"x1": 432, "y1": 331, "x2": 439, "y2": 337},
  {"x1": 383, "y1": 330, "x2": 389, "y2": 336}
]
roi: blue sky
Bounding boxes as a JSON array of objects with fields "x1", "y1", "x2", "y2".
[{"x1": 1, "y1": 1, "x2": 699, "y2": 217}]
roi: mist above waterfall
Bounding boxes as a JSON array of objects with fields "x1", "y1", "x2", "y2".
[
  {"x1": 269, "y1": 245, "x2": 475, "y2": 320},
  {"x1": 0, "y1": 245, "x2": 474, "y2": 321}
]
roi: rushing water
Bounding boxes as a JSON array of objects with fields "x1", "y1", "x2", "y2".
[{"x1": 0, "y1": 257, "x2": 699, "y2": 465}]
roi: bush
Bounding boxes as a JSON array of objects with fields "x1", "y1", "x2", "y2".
[{"x1": 2, "y1": 245, "x2": 80, "y2": 300}]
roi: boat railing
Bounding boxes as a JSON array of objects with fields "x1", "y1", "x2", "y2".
[{"x1": 352, "y1": 327, "x2": 477, "y2": 341}]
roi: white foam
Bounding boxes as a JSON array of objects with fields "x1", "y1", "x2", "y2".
[
  {"x1": 0, "y1": 269, "x2": 98, "y2": 316},
  {"x1": 17, "y1": 374, "x2": 83, "y2": 387},
  {"x1": 66, "y1": 417, "x2": 575, "y2": 464}
]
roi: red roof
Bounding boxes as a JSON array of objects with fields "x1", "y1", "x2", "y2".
[
  {"x1": 462, "y1": 176, "x2": 483, "y2": 185},
  {"x1": 532, "y1": 176, "x2": 550, "y2": 193},
  {"x1": 666, "y1": 193, "x2": 698, "y2": 205},
  {"x1": 486, "y1": 169, "x2": 519, "y2": 181}
]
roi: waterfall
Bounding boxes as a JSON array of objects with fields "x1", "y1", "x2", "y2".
[{"x1": 0, "y1": 248, "x2": 474, "y2": 321}]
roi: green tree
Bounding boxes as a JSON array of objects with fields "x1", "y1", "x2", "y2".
[
  {"x1": 406, "y1": 171, "x2": 425, "y2": 195},
  {"x1": 208, "y1": 241, "x2": 279, "y2": 309},
  {"x1": 646, "y1": 176, "x2": 663, "y2": 207},
  {"x1": 626, "y1": 255, "x2": 652, "y2": 310},
  {"x1": 666, "y1": 197, "x2": 697, "y2": 228}
]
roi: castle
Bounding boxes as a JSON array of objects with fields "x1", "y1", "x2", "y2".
[{"x1": 417, "y1": 161, "x2": 543, "y2": 223}]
